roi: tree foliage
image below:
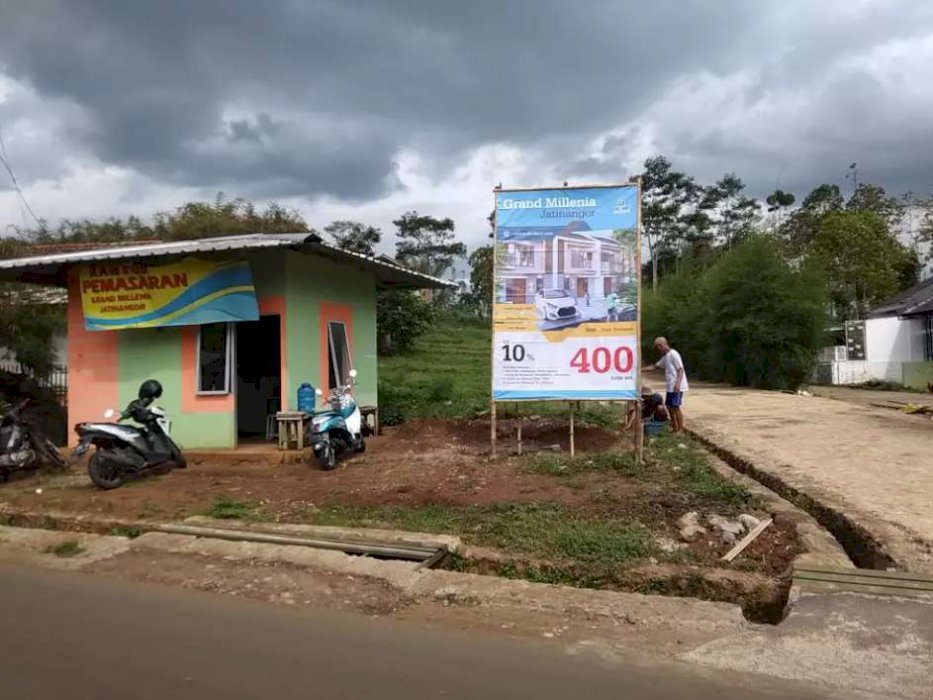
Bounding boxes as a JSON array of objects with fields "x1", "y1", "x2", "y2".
[
  {"x1": 643, "y1": 236, "x2": 827, "y2": 390},
  {"x1": 808, "y1": 210, "x2": 918, "y2": 319},
  {"x1": 393, "y1": 211, "x2": 465, "y2": 278},
  {"x1": 324, "y1": 220, "x2": 381, "y2": 256},
  {"x1": 376, "y1": 289, "x2": 435, "y2": 356},
  {"x1": 20, "y1": 193, "x2": 309, "y2": 244}
]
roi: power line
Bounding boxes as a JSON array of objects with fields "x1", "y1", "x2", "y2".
[{"x1": 0, "y1": 123, "x2": 42, "y2": 229}]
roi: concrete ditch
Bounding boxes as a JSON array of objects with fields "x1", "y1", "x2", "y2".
[{"x1": 687, "y1": 429, "x2": 899, "y2": 571}]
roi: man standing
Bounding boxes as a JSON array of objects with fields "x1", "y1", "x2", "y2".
[{"x1": 648, "y1": 337, "x2": 688, "y2": 433}]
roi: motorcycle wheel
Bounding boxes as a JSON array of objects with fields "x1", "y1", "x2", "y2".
[
  {"x1": 88, "y1": 452, "x2": 124, "y2": 490},
  {"x1": 318, "y1": 444, "x2": 337, "y2": 470},
  {"x1": 354, "y1": 437, "x2": 366, "y2": 453},
  {"x1": 36, "y1": 438, "x2": 67, "y2": 471}
]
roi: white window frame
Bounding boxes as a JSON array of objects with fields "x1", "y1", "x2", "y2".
[
  {"x1": 326, "y1": 321, "x2": 352, "y2": 389},
  {"x1": 196, "y1": 322, "x2": 234, "y2": 395}
]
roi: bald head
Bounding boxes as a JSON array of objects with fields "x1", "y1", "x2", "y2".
[{"x1": 654, "y1": 337, "x2": 670, "y2": 353}]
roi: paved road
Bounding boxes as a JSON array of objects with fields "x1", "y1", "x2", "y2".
[
  {"x1": 2, "y1": 563, "x2": 840, "y2": 700},
  {"x1": 687, "y1": 385, "x2": 933, "y2": 571}
]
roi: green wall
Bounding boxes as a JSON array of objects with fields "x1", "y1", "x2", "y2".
[
  {"x1": 118, "y1": 327, "x2": 236, "y2": 449},
  {"x1": 110, "y1": 249, "x2": 377, "y2": 450},
  {"x1": 285, "y1": 251, "x2": 378, "y2": 408},
  {"x1": 903, "y1": 362, "x2": 933, "y2": 390}
]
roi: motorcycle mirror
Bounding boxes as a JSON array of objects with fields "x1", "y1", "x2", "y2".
[
  {"x1": 348, "y1": 369, "x2": 358, "y2": 379},
  {"x1": 103, "y1": 409, "x2": 116, "y2": 419},
  {"x1": 315, "y1": 388, "x2": 323, "y2": 396}
]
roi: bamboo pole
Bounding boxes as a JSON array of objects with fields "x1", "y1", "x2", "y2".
[
  {"x1": 634, "y1": 176, "x2": 645, "y2": 464},
  {"x1": 516, "y1": 403, "x2": 523, "y2": 456},
  {"x1": 490, "y1": 400, "x2": 497, "y2": 459},
  {"x1": 569, "y1": 402, "x2": 576, "y2": 457}
]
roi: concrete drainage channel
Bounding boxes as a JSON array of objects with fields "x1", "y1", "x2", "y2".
[
  {"x1": 687, "y1": 430, "x2": 898, "y2": 571},
  {"x1": 159, "y1": 518, "x2": 453, "y2": 570}
]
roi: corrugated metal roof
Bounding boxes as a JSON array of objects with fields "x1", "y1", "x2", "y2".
[
  {"x1": 0, "y1": 233, "x2": 453, "y2": 289},
  {"x1": 870, "y1": 276, "x2": 933, "y2": 318}
]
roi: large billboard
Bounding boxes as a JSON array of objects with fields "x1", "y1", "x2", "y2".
[
  {"x1": 79, "y1": 257, "x2": 259, "y2": 331},
  {"x1": 492, "y1": 185, "x2": 640, "y2": 401}
]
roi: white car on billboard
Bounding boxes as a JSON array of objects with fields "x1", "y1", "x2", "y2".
[{"x1": 535, "y1": 289, "x2": 579, "y2": 321}]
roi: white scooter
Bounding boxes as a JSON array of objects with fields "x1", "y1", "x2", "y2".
[{"x1": 309, "y1": 369, "x2": 365, "y2": 470}]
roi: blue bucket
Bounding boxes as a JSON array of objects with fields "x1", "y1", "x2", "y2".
[{"x1": 643, "y1": 420, "x2": 667, "y2": 437}]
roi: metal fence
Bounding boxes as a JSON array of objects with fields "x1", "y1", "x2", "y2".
[{"x1": 0, "y1": 361, "x2": 67, "y2": 406}]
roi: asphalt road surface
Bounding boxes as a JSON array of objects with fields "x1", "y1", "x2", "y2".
[{"x1": 2, "y1": 563, "x2": 842, "y2": 700}]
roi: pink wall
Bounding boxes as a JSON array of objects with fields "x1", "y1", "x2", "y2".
[{"x1": 66, "y1": 276, "x2": 119, "y2": 446}]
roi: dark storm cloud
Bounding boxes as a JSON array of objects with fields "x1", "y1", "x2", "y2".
[
  {"x1": 0, "y1": 0, "x2": 758, "y2": 199},
  {"x1": 1, "y1": 0, "x2": 933, "y2": 205}
]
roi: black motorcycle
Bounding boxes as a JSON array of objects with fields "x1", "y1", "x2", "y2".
[
  {"x1": 73, "y1": 379, "x2": 187, "y2": 490},
  {"x1": 0, "y1": 398, "x2": 67, "y2": 481}
]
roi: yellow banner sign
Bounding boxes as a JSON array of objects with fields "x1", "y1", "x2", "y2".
[{"x1": 79, "y1": 257, "x2": 259, "y2": 331}]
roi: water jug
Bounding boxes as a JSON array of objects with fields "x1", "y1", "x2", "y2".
[{"x1": 297, "y1": 383, "x2": 316, "y2": 414}]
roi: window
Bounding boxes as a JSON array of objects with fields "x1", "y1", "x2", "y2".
[
  {"x1": 197, "y1": 323, "x2": 232, "y2": 394},
  {"x1": 327, "y1": 321, "x2": 352, "y2": 389}
]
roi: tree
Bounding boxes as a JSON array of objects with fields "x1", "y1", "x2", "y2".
[
  {"x1": 643, "y1": 236, "x2": 827, "y2": 390},
  {"x1": 376, "y1": 289, "x2": 434, "y2": 355},
  {"x1": 707, "y1": 173, "x2": 760, "y2": 248},
  {"x1": 393, "y1": 211, "x2": 465, "y2": 278},
  {"x1": 780, "y1": 183, "x2": 844, "y2": 253},
  {"x1": 154, "y1": 194, "x2": 307, "y2": 240},
  {"x1": 465, "y1": 245, "x2": 493, "y2": 320},
  {"x1": 846, "y1": 183, "x2": 904, "y2": 226},
  {"x1": 809, "y1": 210, "x2": 918, "y2": 319},
  {"x1": 639, "y1": 156, "x2": 698, "y2": 290},
  {"x1": 324, "y1": 220, "x2": 381, "y2": 256}
]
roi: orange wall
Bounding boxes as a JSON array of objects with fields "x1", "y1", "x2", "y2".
[
  {"x1": 66, "y1": 277, "x2": 119, "y2": 446},
  {"x1": 318, "y1": 301, "x2": 354, "y2": 391}
]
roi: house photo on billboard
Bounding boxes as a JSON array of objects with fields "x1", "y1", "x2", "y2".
[{"x1": 496, "y1": 222, "x2": 637, "y2": 330}]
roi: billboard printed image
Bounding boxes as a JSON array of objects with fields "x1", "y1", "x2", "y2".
[
  {"x1": 79, "y1": 257, "x2": 260, "y2": 331},
  {"x1": 493, "y1": 185, "x2": 640, "y2": 401}
]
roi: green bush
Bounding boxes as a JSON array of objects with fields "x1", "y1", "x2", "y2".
[{"x1": 644, "y1": 236, "x2": 827, "y2": 390}]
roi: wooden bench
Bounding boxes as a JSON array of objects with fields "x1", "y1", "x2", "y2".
[
  {"x1": 360, "y1": 405, "x2": 380, "y2": 436},
  {"x1": 277, "y1": 411, "x2": 310, "y2": 450}
]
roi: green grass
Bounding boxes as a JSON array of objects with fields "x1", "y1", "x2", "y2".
[
  {"x1": 378, "y1": 318, "x2": 491, "y2": 421},
  {"x1": 378, "y1": 317, "x2": 627, "y2": 426},
  {"x1": 649, "y1": 433, "x2": 749, "y2": 505},
  {"x1": 207, "y1": 496, "x2": 266, "y2": 521},
  {"x1": 46, "y1": 540, "x2": 84, "y2": 557},
  {"x1": 524, "y1": 451, "x2": 639, "y2": 478},
  {"x1": 305, "y1": 501, "x2": 654, "y2": 566}
]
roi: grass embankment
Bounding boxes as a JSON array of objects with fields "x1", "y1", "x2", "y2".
[
  {"x1": 377, "y1": 317, "x2": 622, "y2": 427},
  {"x1": 205, "y1": 433, "x2": 750, "y2": 577}
]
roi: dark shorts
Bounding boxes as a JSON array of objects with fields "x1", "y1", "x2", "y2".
[{"x1": 665, "y1": 392, "x2": 684, "y2": 408}]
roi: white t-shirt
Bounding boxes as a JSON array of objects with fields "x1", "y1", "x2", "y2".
[{"x1": 657, "y1": 349, "x2": 689, "y2": 393}]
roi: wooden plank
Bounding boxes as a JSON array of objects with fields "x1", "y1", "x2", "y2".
[{"x1": 721, "y1": 518, "x2": 772, "y2": 562}]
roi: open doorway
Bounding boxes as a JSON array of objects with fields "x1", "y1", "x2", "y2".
[{"x1": 236, "y1": 315, "x2": 281, "y2": 440}]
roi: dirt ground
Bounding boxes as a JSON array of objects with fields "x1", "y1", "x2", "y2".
[
  {"x1": 688, "y1": 386, "x2": 933, "y2": 573},
  {"x1": 808, "y1": 385, "x2": 933, "y2": 411},
  {"x1": 0, "y1": 417, "x2": 800, "y2": 579}
]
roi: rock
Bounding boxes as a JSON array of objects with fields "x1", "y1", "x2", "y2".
[
  {"x1": 656, "y1": 536, "x2": 686, "y2": 553},
  {"x1": 738, "y1": 514, "x2": 761, "y2": 531},
  {"x1": 721, "y1": 530, "x2": 737, "y2": 545},
  {"x1": 706, "y1": 513, "x2": 728, "y2": 528},
  {"x1": 677, "y1": 511, "x2": 700, "y2": 529},
  {"x1": 679, "y1": 524, "x2": 707, "y2": 542},
  {"x1": 718, "y1": 520, "x2": 744, "y2": 536},
  {"x1": 545, "y1": 444, "x2": 562, "y2": 452}
]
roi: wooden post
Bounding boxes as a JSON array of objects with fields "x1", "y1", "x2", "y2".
[
  {"x1": 569, "y1": 402, "x2": 576, "y2": 457},
  {"x1": 516, "y1": 403, "x2": 523, "y2": 456},
  {"x1": 490, "y1": 400, "x2": 497, "y2": 459},
  {"x1": 634, "y1": 400, "x2": 644, "y2": 463},
  {"x1": 633, "y1": 176, "x2": 645, "y2": 465}
]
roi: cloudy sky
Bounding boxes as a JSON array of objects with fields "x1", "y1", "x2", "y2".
[{"x1": 1, "y1": 0, "x2": 932, "y2": 256}]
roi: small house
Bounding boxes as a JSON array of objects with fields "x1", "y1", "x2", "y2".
[
  {"x1": 814, "y1": 276, "x2": 933, "y2": 389},
  {"x1": 0, "y1": 233, "x2": 447, "y2": 448}
]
